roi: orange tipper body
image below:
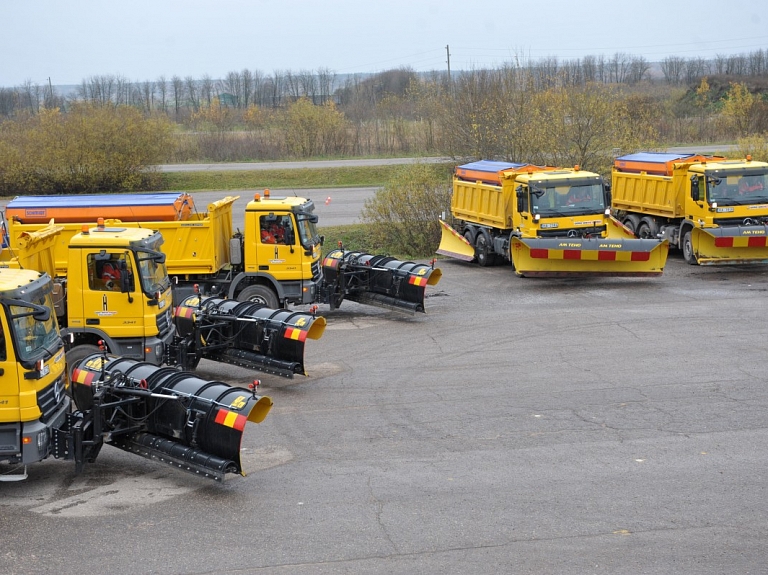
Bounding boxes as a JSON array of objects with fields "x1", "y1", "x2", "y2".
[
  {"x1": 5, "y1": 193, "x2": 196, "y2": 224},
  {"x1": 611, "y1": 152, "x2": 768, "y2": 265},
  {"x1": 438, "y1": 160, "x2": 669, "y2": 277}
]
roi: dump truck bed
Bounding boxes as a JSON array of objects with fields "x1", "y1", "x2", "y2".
[
  {"x1": 5, "y1": 195, "x2": 237, "y2": 277},
  {"x1": 614, "y1": 152, "x2": 723, "y2": 176},
  {"x1": 6, "y1": 193, "x2": 196, "y2": 223}
]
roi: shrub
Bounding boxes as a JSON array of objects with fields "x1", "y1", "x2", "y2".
[
  {"x1": 361, "y1": 162, "x2": 454, "y2": 258},
  {"x1": 0, "y1": 103, "x2": 173, "y2": 195}
]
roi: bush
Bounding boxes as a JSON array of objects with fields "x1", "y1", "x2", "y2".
[
  {"x1": 0, "y1": 103, "x2": 173, "y2": 195},
  {"x1": 361, "y1": 162, "x2": 454, "y2": 258}
]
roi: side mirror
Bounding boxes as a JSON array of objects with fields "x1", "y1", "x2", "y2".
[
  {"x1": 119, "y1": 261, "x2": 135, "y2": 293},
  {"x1": 690, "y1": 176, "x2": 700, "y2": 202},
  {"x1": 32, "y1": 307, "x2": 51, "y2": 322},
  {"x1": 285, "y1": 228, "x2": 295, "y2": 245}
]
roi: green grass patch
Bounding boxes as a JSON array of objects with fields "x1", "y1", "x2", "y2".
[
  {"x1": 155, "y1": 165, "x2": 409, "y2": 191},
  {"x1": 318, "y1": 223, "x2": 433, "y2": 260}
]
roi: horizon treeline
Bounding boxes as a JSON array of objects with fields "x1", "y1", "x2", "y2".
[
  {"x1": 1, "y1": 49, "x2": 768, "y2": 196},
  {"x1": 2, "y1": 50, "x2": 768, "y2": 117}
]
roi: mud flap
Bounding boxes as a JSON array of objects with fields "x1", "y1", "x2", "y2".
[
  {"x1": 436, "y1": 220, "x2": 476, "y2": 261},
  {"x1": 174, "y1": 296, "x2": 326, "y2": 377},
  {"x1": 692, "y1": 226, "x2": 768, "y2": 265},
  {"x1": 322, "y1": 249, "x2": 442, "y2": 313},
  {"x1": 71, "y1": 355, "x2": 273, "y2": 480},
  {"x1": 510, "y1": 237, "x2": 668, "y2": 277}
]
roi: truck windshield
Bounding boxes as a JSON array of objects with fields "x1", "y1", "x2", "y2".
[
  {"x1": 531, "y1": 183, "x2": 606, "y2": 216},
  {"x1": 296, "y1": 212, "x2": 320, "y2": 249},
  {"x1": 136, "y1": 250, "x2": 170, "y2": 295},
  {"x1": 7, "y1": 292, "x2": 60, "y2": 362},
  {"x1": 707, "y1": 171, "x2": 768, "y2": 205}
]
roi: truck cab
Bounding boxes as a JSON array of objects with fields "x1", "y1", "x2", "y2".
[
  {"x1": 511, "y1": 168, "x2": 611, "y2": 238},
  {"x1": 239, "y1": 192, "x2": 323, "y2": 306},
  {"x1": 0, "y1": 269, "x2": 69, "y2": 475},
  {"x1": 60, "y1": 225, "x2": 174, "y2": 365}
]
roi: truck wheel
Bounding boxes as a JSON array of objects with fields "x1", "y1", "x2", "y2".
[
  {"x1": 475, "y1": 234, "x2": 495, "y2": 267},
  {"x1": 463, "y1": 230, "x2": 477, "y2": 263},
  {"x1": 623, "y1": 214, "x2": 641, "y2": 236},
  {"x1": 637, "y1": 218, "x2": 657, "y2": 239},
  {"x1": 682, "y1": 230, "x2": 697, "y2": 265},
  {"x1": 237, "y1": 285, "x2": 280, "y2": 308}
]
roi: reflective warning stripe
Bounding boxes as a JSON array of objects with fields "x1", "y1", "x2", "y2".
[
  {"x1": 284, "y1": 327, "x2": 307, "y2": 342},
  {"x1": 214, "y1": 408, "x2": 247, "y2": 431},
  {"x1": 72, "y1": 368, "x2": 96, "y2": 386},
  {"x1": 408, "y1": 276, "x2": 427, "y2": 286},
  {"x1": 174, "y1": 306, "x2": 194, "y2": 319},
  {"x1": 530, "y1": 249, "x2": 651, "y2": 261},
  {"x1": 714, "y1": 236, "x2": 768, "y2": 248}
]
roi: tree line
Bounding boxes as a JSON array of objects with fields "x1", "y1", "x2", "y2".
[{"x1": 1, "y1": 49, "x2": 768, "y2": 195}]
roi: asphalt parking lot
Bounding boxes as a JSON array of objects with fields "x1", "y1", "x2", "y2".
[{"x1": 2, "y1": 251, "x2": 767, "y2": 574}]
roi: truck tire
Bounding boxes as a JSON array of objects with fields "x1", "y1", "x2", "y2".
[
  {"x1": 682, "y1": 230, "x2": 697, "y2": 265},
  {"x1": 475, "y1": 234, "x2": 495, "y2": 267},
  {"x1": 237, "y1": 284, "x2": 280, "y2": 308},
  {"x1": 637, "y1": 217, "x2": 659, "y2": 239},
  {"x1": 463, "y1": 230, "x2": 477, "y2": 263},
  {"x1": 623, "y1": 214, "x2": 641, "y2": 236}
]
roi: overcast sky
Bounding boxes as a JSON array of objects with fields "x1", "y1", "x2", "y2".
[{"x1": 3, "y1": 0, "x2": 766, "y2": 87}]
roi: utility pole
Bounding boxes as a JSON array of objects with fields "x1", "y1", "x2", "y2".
[{"x1": 446, "y1": 44, "x2": 452, "y2": 89}]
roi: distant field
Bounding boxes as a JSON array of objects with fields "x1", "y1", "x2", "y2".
[{"x1": 154, "y1": 165, "x2": 419, "y2": 191}]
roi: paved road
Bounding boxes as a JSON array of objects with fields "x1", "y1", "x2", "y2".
[
  {"x1": 158, "y1": 157, "x2": 452, "y2": 172},
  {"x1": 187, "y1": 187, "x2": 378, "y2": 229}
]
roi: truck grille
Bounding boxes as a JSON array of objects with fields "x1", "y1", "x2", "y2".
[
  {"x1": 156, "y1": 309, "x2": 173, "y2": 336},
  {"x1": 712, "y1": 217, "x2": 768, "y2": 227},
  {"x1": 537, "y1": 226, "x2": 606, "y2": 238},
  {"x1": 311, "y1": 259, "x2": 322, "y2": 282},
  {"x1": 36, "y1": 375, "x2": 66, "y2": 423}
]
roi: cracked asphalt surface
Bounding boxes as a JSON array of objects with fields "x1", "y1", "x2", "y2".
[{"x1": 2, "y1": 191, "x2": 768, "y2": 573}]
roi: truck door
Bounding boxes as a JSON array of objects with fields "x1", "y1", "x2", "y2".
[
  {"x1": 0, "y1": 314, "x2": 21, "y2": 428},
  {"x1": 255, "y1": 214, "x2": 303, "y2": 281},
  {"x1": 81, "y1": 251, "x2": 143, "y2": 344}
]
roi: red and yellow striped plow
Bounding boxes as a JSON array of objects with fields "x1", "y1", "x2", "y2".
[
  {"x1": 436, "y1": 220, "x2": 476, "y2": 262},
  {"x1": 511, "y1": 236, "x2": 669, "y2": 277},
  {"x1": 693, "y1": 226, "x2": 768, "y2": 265}
]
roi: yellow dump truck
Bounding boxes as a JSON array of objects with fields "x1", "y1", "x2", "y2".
[
  {"x1": 1, "y1": 218, "x2": 324, "y2": 380},
  {"x1": 612, "y1": 152, "x2": 768, "y2": 265},
  {"x1": 438, "y1": 160, "x2": 668, "y2": 277},
  {"x1": 0, "y1": 264, "x2": 69, "y2": 480},
  {"x1": 5, "y1": 192, "x2": 441, "y2": 314},
  {"x1": 0, "y1": 260, "x2": 273, "y2": 481}
]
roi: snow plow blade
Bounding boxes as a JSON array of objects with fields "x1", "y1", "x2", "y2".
[
  {"x1": 70, "y1": 355, "x2": 273, "y2": 481},
  {"x1": 436, "y1": 220, "x2": 475, "y2": 261},
  {"x1": 322, "y1": 249, "x2": 442, "y2": 313},
  {"x1": 174, "y1": 296, "x2": 327, "y2": 377},
  {"x1": 692, "y1": 226, "x2": 768, "y2": 265},
  {"x1": 511, "y1": 236, "x2": 668, "y2": 277}
]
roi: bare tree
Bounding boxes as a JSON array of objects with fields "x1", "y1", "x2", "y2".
[
  {"x1": 608, "y1": 53, "x2": 632, "y2": 83},
  {"x1": 685, "y1": 57, "x2": 708, "y2": 84},
  {"x1": 285, "y1": 70, "x2": 301, "y2": 101},
  {"x1": 316, "y1": 67, "x2": 336, "y2": 104},
  {"x1": 185, "y1": 76, "x2": 200, "y2": 112},
  {"x1": 298, "y1": 69, "x2": 318, "y2": 103},
  {"x1": 200, "y1": 74, "x2": 214, "y2": 108},
  {"x1": 171, "y1": 75, "x2": 184, "y2": 118},
  {"x1": 221, "y1": 71, "x2": 243, "y2": 107},
  {"x1": 241, "y1": 69, "x2": 254, "y2": 108},
  {"x1": 627, "y1": 56, "x2": 650, "y2": 85},
  {"x1": 661, "y1": 56, "x2": 686, "y2": 85},
  {"x1": 156, "y1": 76, "x2": 168, "y2": 113}
]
